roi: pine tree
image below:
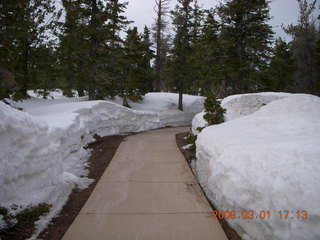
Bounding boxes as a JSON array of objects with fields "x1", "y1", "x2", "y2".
[
  {"x1": 169, "y1": 0, "x2": 194, "y2": 111},
  {"x1": 153, "y1": 0, "x2": 171, "y2": 92},
  {"x1": 315, "y1": 37, "x2": 320, "y2": 93},
  {"x1": 141, "y1": 26, "x2": 155, "y2": 93},
  {"x1": 266, "y1": 38, "x2": 295, "y2": 92},
  {"x1": 0, "y1": 0, "x2": 57, "y2": 99},
  {"x1": 203, "y1": 91, "x2": 226, "y2": 126},
  {"x1": 284, "y1": 0, "x2": 319, "y2": 95},
  {"x1": 101, "y1": 0, "x2": 131, "y2": 99},
  {"x1": 120, "y1": 27, "x2": 153, "y2": 107},
  {"x1": 0, "y1": 67, "x2": 16, "y2": 100},
  {"x1": 64, "y1": 0, "x2": 130, "y2": 100},
  {"x1": 217, "y1": 0, "x2": 273, "y2": 95},
  {"x1": 191, "y1": 9, "x2": 222, "y2": 96},
  {"x1": 33, "y1": 43, "x2": 58, "y2": 98},
  {"x1": 59, "y1": 0, "x2": 86, "y2": 97}
]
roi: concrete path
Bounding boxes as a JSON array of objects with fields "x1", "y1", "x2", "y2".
[{"x1": 62, "y1": 127, "x2": 227, "y2": 240}]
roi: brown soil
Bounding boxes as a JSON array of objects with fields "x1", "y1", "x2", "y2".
[
  {"x1": 38, "y1": 135, "x2": 126, "y2": 240},
  {"x1": 176, "y1": 132, "x2": 242, "y2": 240}
]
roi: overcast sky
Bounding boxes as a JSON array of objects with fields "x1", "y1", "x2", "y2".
[{"x1": 125, "y1": 0, "x2": 320, "y2": 40}]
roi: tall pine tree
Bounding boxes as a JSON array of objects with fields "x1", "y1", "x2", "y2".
[
  {"x1": 191, "y1": 9, "x2": 223, "y2": 96},
  {"x1": 153, "y1": 0, "x2": 171, "y2": 92},
  {"x1": 0, "y1": 0, "x2": 57, "y2": 99},
  {"x1": 59, "y1": 0, "x2": 86, "y2": 97},
  {"x1": 266, "y1": 38, "x2": 295, "y2": 92},
  {"x1": 285, "y1": 0, "x2": 319, "y2": 95},
  {"x1": 217, "y1": 0, "x2": 273, "y2": 95},
  {"x1": 102, "y1": 0, "x2": 131, "y2": 99},
  {"x1": 169, "y1": 0, "x2": 194, "y2": 111},
  {"x1": 120, "y1": 27, "x2": 153, "y2": 107}
]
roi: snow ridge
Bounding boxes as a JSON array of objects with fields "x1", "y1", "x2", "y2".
[
  {"x1": 193, "y1": 93, "x2": 320, "y2": 240},
  {"x1": 0, "y1": 93, "x2": 204, "y2": 239}
]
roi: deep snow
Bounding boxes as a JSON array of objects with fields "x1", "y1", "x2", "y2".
[
  {"x1": 192, "y1": 92, "x2": 292, "y2": 134},
  {"x1": 193, "y1": 93, "x2": 320, "y2": 240},
  {"x1": 0, "y1": 91, "x2": 204, "y2": 239}
]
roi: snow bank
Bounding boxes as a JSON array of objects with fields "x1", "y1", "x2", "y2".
[
  {"x1": 0, "y1": 102, "x2": 93, "y2": 238},
  {"x1": 194, "y1": 94, "x2": 320, "y2": 240},
  {"x1": 109, "y1": 92, "x2": 204, "y2": 127},
  {"x1": 0, "y1": 92, "x2": 203, "y2": 238},
  {"x1": 192, "y1": 92, "x2": 291, "y2": 134}
]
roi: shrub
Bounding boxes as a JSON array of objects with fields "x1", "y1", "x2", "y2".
[{"x1": 203, "y1": 91, "x2": 226, "y2": 126}]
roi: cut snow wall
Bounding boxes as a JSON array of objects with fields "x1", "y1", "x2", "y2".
[
  {"x1": 194, "y1": 94, "x2": 320, "y2": 240},
  {"x1": 0, "y1": 94, "x2": 203, "y2": 237},
  {"x1": 192, "y1": 92, "x2": 291, "y2": 135},
  {"x1": 0, "y1": 101, "x2": 161, "y2": 208}
]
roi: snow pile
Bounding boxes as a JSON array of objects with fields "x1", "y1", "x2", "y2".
[
  {"x1": 0, "y1": 92, "x2": 203, "y2": 238},
  {"x1": 109, "y1": 92, "x2": 204, "y2": 127},
  {"x1": 192, "y1": 92, "x2": 291, "y2": 134},
  {"x1": 0, "y1": 102, "x2": 93, "y2": 237},
  {"x1": 194, "y1": 94, "x2": 320, "y2": 240}
]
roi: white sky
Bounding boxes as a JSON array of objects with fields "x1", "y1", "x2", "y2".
[{"x1": 125, "y1": 0, "x2": 320, "y2": 40}]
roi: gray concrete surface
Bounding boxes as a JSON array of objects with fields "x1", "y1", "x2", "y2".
[{"x1": 62, "y1": 127, "x2": 227, "y2": 240}]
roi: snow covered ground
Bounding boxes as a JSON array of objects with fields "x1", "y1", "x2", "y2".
[
  {"x1": 0, "y1": 91, "x2": 204, "y2": 239},
  {"x1": 192, "y1": 92, "x2": 292, "y2": 134},
  {"x1": 193, "y1": 93, "x2": 320, "y2": 240}
]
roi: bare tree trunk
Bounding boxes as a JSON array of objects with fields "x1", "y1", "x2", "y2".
[
  {"x1": 178, "y1": 90, "x2": 183, "y2": 111},
  {"x1": 20, "y1": 40, "x2": 30, "y2": 98},
  {"x1": 153, "y1": 0, "x2": 170, "y2": 92},
  {"x1": 219, "y1": 79, "x2": 227, "y2": 99},
  {"x1": 88, "y1": 0, "x2": 98, "y2": 100},
  {"x1": 155, "y1": 0, "x2": 162, "y2": 92}
]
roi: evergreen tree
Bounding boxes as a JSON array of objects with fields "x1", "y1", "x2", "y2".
[
  {"x1": 315, "y1": 37, "x2": 320, "y2": 93},
  {"x1": 59, "y1": 0, "x2": 86, "y2": 97},
  {"x1": 191, "y1": 9, "x2": 222, "y2": 96},
  {"x1": 285, "y1": 0, "x2": 319, "y2": 95},
  {"x1": 0, "y1": 67, "x2": 16, "y2": 100},
  {"x1": 168, "y1": 0, "x2": 194, "y2": 111},
  {"x1": 266, "y1": 38, "x2": 295, "y2": 92},
  {"x1": 0, "y1": 0, "x2": 57, "y2": 99},
  {"x1": 103, "y1": 0, "x2": 131, "y2": 99},
  {"x1": 153, "y1": 0, "x2": 171, "y2": 92},
  {"x1": 217, "y1": 0, "x2": 273, "y2": 95},
  {"x1": 190, "y1": 0, "x2": 203, "y2": 43},
  {"x1": 33, "y1": 43, "x2": 58, "y2": 98},
  {"x1": 203, "y1": 91, "x2": 226, "y2": 126},
  {"x1": 120, "y1": 27, "x2": 153, "y2": 107},
  {"x1": 141, "y1": 26, "x2": 155, "y2": 93},
  {"x1": 62, "y1": 0, "x2": 130, "y2": 100}
]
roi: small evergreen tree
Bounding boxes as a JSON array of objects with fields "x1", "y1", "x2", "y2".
[{"x1": 203, "y1": 91, "x2": 226, "y2": 126}]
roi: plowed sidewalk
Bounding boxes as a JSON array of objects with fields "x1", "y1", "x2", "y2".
[{"x1": 62, "y1": 127, "x2": 227, "y2": 240}]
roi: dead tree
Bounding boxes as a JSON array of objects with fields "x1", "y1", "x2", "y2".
[{"x1": 153, "y1": 0, "x2": 170, "y2": 92}]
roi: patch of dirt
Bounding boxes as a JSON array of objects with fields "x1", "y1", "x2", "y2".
[
  {"x1": 38, "y1": 135, "x2": 126, "y2": 240},
  {"x1": 176, "y1": 132, "x2": 241, "y2": 240}
]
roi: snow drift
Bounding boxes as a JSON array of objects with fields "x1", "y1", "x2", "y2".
[
  {"x1": 0, "y1": 92, "x2": 204, "y2": 238},
  {"x1": 194, "y1": 93, "x2": 320, "y2": 240},
  {"x1": 192, "y1": 92, "x2": 291, "y2": 134}
]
